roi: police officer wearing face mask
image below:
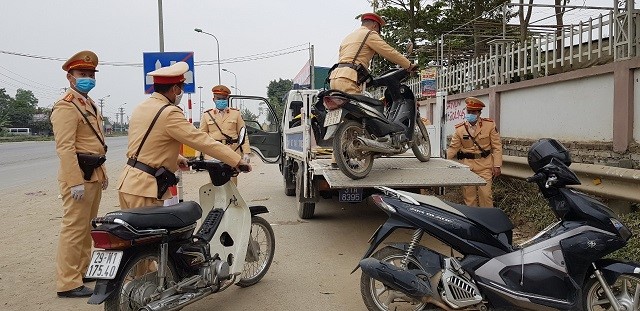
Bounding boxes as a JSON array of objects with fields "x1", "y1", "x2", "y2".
[
  {"x1": 117, "y1": 63, "x2": 251, "y2": 208},
  {"x1": 198, "y1": 84, "x2": 251, "y2": 185},
  {"x1": 51, "y1": 50, "x2": 108, "y2": 298},
  {"x1": 446, "y1": 97, "x2": 503, "y2": 208}
]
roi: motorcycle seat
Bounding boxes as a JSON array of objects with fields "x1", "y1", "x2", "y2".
[
  {"x1": 106, "y1": 201, "x2": 203, "y2": 229},
  {"x1": 447, "y1": 202, "x2": 513, "y2": 234},
  {"x1": 326, "y1": 90, "x2": 384, "y2": 108}
]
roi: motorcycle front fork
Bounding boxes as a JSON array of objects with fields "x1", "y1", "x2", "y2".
[{"x1": 592, "y1": 263, "x2": 625, "y2": 311}]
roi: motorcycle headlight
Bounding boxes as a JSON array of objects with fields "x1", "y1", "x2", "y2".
[
  {"x1": 371, "y1": 194, "x2": 396, "y2": 213},
  {"x1": 610, "y1": 218, "x2": 632, "y2": 241}
]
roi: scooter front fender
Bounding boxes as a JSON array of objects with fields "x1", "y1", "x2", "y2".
[
  {"x1": 594, "y1": 258, "x2": 640, "y2": 285},
  {"x1": 351, "y1": 217, "x2": 413, "y2": 273}
]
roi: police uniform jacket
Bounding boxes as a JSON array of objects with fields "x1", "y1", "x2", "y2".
[
  {"x1": 199, "y1": 107, "x2": 251, "y2": 155},
  {"x1": 329, "y1": 26, "x2": 412, "y2": 83},
  {"x1": 446, "y1": 118, "x2": 503, "y2": 172},
  {"x1": 117, "y1": 93, "x2": 241, "y2": 199},
  {"x1": 51, "y1": 89, "x2": 107, "y2": 186}
]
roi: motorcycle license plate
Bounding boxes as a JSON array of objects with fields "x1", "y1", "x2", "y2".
[
  {"x1": 324, "y1": 108, "x2": 343, "y2": 127},
  {"x1": 85, "y1": 250, "x2": 123, "y2": 280},
  {"x1": 339, "y1": 188, "x2": 363, "y2": 202}
]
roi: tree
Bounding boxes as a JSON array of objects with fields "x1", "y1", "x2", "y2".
[
  {"x1": 266, "y1": 78, "x2": 292, "y2": 120},
  {"x1": 4, "y1": 89, "x2": 39, "y2": 128},
  {"x1": 0, "y1": 88, "x2": 11, "y2": 129},
  {"x1": 241, "y1": 107, "x2": 258, "y2": 122},
  {"x1": 518, "y1": 0, "x2": 534, "y2": 44},
  {"x1": 30, "y1": 107, "x2": 52, "y2": 135}
]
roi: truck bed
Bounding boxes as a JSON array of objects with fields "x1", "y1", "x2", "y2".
[{"x1": 310, "y1": 157, "x2": 486, "y2": 189}]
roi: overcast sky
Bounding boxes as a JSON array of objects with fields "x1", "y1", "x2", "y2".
[{"x1": 0, "y1": 0, "x2": 617, "y2": 120}]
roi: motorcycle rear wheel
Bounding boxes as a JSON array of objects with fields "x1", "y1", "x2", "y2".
[
  {"x1": 333, "y1": 120, "x2": 374, "y2": 180},
  {"x1": 237, "y1": 216, "x2": 276, "y2": 287},
  {"x1": 360, "y1": 246, "x2": 429, "y2": 311},
  {"x1": 583, "y1": 274, "x2": 640, "y2": 311},
  {"x1": 104, "y1": 248, "x2": 177, "y2": 311},
  {"x1": 411, "y1": 120, "x2": 431, "y2": 162}
]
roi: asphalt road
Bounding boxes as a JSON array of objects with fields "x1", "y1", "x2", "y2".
[
  {"x1": 0, "y1": 138, "x2": 437, "y2": 311},
  {"x1": 0, "y1": 136, "x2": 128, "y2": 191}
]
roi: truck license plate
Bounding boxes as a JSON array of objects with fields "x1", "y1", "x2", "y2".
[
  {"x1": 85, "y1": 250, "x2": 123, "y2": 280},
  {"x1": 339, "y1": 188, "x2": 363, "y2": 202},
  {"x1": 324, "y1": 108, "x2": 343, "y2": 127}
]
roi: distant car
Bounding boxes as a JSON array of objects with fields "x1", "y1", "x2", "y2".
[{"x1": 6, "y1": 128, "x2": 31, "y2": 135}]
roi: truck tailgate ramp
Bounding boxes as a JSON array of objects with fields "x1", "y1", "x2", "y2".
[{"x1": 318, "y1": 158, "x2": 486, "y2": 189}]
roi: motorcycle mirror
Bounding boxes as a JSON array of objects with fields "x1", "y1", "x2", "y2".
[
  {"x1": 238, "y1": 126, "x2": 246, "y2": 146},
  {"x1": 405, "y1": 42, "x2": 414, "y2": 55}
]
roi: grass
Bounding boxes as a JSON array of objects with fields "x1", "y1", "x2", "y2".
[{"x1": 0, "y1": 135, "x2": 54, "y2": 143}]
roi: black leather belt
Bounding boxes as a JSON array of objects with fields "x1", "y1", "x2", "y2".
[
  {"x1": 220, "y1": 139, "x2": 238, "y2": 145},
  {"x1": 337, "y1": 63, "x2": 357, "y2": 69},
  {"x1": 127, "y1": 158, "x2": 157, "y2": 176},
  {"x1": 457, "y1": 152, "x2": 488, "y2": 160}
]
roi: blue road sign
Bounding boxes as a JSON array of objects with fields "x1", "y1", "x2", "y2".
[{"x1": 143, "y1": 52, "x2": 196, "y2": 94}]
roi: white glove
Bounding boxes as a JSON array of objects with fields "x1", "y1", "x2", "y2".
[
  {"x1": 71, "y1": 184, "x2": 85, "y2": 200},
  {"x1": 242, "y1": 154, "x2": 251, "y2": 163},
  {"x1": 102, "y1": 178, "x2": 109, "y2": 191}
]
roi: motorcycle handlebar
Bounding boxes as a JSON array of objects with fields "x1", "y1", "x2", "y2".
[{"x1": 526, "y1": 172, "x2": 546, "y2": 183}]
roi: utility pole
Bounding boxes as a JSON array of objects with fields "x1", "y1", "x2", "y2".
[{"x1": 118, "y1": 106, "x2": 126, "y2": 132}]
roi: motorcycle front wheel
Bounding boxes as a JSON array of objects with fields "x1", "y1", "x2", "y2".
[
  {"x1": 583, "y1": 274, "x2": 640, "y2": 311},
  {"x1": 411, "y1": 120, "x2": 431, "y2": 162},
  {"x1": 237, "y1": 216, "x2": 276, "y2": 287},
  {"x1": 333, "y1": 120, "x2": 374, "y2": 180},
  {"x1": 104, "y1": 248, "x2": 177, "y2": 311},
  {"x1": 360, "y1": 246, "x2": 429, "y2": 311}
]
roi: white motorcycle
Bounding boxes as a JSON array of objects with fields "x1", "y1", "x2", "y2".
[{"x1": 86, "y1": 131, "x2": 275, "y2": 311}]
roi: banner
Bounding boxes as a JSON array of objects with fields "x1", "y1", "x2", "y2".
[{"x1": 420, "y1": 67, "x2": 438, "y2": 98}]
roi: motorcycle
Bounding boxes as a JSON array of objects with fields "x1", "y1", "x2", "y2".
[
  {"x1": 321, "y1": 67, "x2": 431, "y2": 180},
  {"x1": 355, "y1": 138, "x2": 640, "y2": 311},
  {"x1": 86, "y1": 132, "x2": 275, "y2": 311}
]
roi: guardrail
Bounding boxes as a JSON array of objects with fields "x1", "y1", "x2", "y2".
[{"x1": 501, "y1": 155, "x2": 640, "y2": 203}]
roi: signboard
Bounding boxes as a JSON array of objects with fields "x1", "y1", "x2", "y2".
[
  {"x1": 420, "y1": 67, "x2": 437, "y2": 98},
  {"x1": 143, "y1": 52, "x2": 196, "y2": 94}
]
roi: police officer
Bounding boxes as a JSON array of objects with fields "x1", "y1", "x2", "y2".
[
  {"x1": 329, "y1": 12, "x2": 417, "y2": 94},
  {"x1": 117, "y1": 62, "x2": 250, "y2": 208},
  {"x1": 51, "y1": 50, "x2": 107, "y2": 297},
  {"x1": 447, "y1": 97, "x2": 503, "y2": 208},
  {"x1": 199, "y1": 85, "x2": 251, "y2": 184}
]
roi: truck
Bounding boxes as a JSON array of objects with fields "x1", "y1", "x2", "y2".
[{"x1": 229, "y1": 90, "x2": 485, "y2": 219}]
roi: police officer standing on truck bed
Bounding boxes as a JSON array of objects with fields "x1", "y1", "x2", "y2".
[
  {"x1": 51, "y1": 50, "x2": 108, "y2": 298},
  {"x1": 328, "y1": 12, "x2": 417, "y2": 94},
  {"x1": 199, "y1": 84, "x2": 251, "y2": 185},
  {"x1": 446, "y1": 97, "x2": 503, "y2": 208},
  {"x1": 117, "y1": 62, "x2": 251, "y2": 209}
]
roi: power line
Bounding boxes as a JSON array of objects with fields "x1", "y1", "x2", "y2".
[
  {"x1": 0, "y1": 43, "x2": 310, "y2": 68},
  {"x1": 0, "y1": 65, "x2": 60, "y2": 91}
]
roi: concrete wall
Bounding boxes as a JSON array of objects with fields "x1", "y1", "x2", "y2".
[
  {"x1": 500, "y1": 74, "x2": 614, "y2": 141},
  {"x1": 635, "y1": 68, "x2": 640, "y2": 142}
]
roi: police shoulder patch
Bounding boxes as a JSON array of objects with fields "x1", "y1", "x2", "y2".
[
  {"x1": 63, "y1": 93, "x2": 74, "y2": 102},
  {"x1": 482, "y1": 118, "x2": 494, "y2": 122},
  {"x1": 229, "y1": 107, "x2": 239, "y2": 111}
]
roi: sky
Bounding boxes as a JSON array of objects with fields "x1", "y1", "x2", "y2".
[
  {"x1": 0, "y1": 0, "x2": 372, "y2": 120},
  {"x1": 0, "y1": 0, "x2": 619, "y2": 121}
]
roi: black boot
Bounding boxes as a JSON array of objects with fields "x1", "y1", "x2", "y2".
[{"x1": 57, "y1": 285, "x2": 93, "y2": 298}]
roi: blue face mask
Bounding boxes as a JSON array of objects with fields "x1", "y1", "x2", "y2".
[
  {"x1": 74, "y1": 77, "x2": 96, "y2": 93},
  {"x1": 465, "y1": 113, "x2": 478, "y2": 123},
  {"x1": 215, "y1": 99, "x2": 228, "y2": 110}
]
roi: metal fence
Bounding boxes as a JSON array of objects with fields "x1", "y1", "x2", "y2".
[{"x1": 437, "y1": 12, "x2": 617, "y2": 94}]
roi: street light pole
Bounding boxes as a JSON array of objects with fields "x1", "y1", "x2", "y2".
[
  {"x1": 194, "y1": 28, "x2": 221, "y2": 84},
  {"x1": 222, "y1": 68, "x2": 237, "y2": 94},
  {"x1": 230, "y1": 86, "x2": 242, "y2": 95}
]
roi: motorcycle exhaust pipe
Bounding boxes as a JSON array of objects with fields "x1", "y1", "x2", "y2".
[
  {"x1": 355, "y1": 137, "x2": 397, "y2": 154},
  {"x1": 141, "y1": 287, "x2": 213, "y2": 311},
  {"x1": 360, "y1": 257, "x2": 433, "y2": 298}
]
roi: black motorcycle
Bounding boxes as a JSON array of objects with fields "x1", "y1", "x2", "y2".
[
  {"x1": 321, "y1": 68, "x2": 431, "y2": 180},
  {"x1": 355, "y1": 138, "x2": 640, "y2": 311}
]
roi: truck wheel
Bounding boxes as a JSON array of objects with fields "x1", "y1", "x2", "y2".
[
  {"x1": 283, "y1": 162, "x2": 295, "y2": 196},
  {"x1": 296, "y1": 169, "x2": 315, "y2": 219},
  {"x1": 333, "y1": 120, "x2": 374, "y2": 180},
  {"x1": 411, "y1": 120, "x2": 431, "y2": 162}
]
